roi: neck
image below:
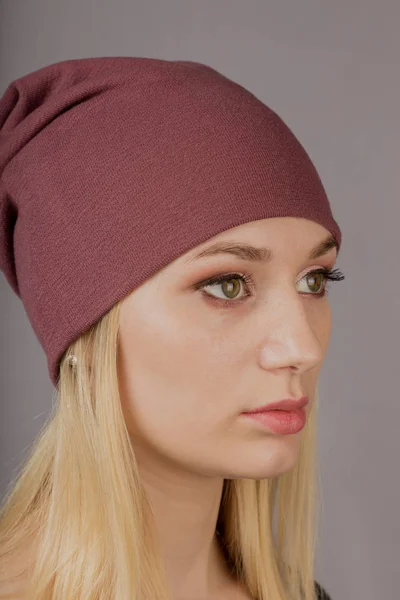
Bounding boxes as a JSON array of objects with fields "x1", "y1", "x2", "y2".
[{"x1": 138, "y1": 460, "x2": 235, "y2": 599}]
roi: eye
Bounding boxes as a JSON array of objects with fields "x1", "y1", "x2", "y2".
[
  {"x1": 193, "y1": 268, "x2": 345, "y2": 306},
  {"x1": 298, "y1": 271, "x2": 329, "y2": 295},
  {"x1": 297, "y1": 268, "x2": 345, "y2": 297},
  {"x1": 196, "y1": 273, "x2": 253, "y2": 303}
]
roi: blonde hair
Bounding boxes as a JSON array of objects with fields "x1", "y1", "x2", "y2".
[{"x1": 0, "y1": 298, "x2": 324, "y2": 600}]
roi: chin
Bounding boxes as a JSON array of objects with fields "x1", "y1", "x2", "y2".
[{"x1": 220, "y1": 451, "x2": 301, "y2": 480}]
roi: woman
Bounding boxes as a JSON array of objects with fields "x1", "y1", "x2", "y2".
[{"x1": 0, "y1": 56, "x2": 343, "y2": 599}]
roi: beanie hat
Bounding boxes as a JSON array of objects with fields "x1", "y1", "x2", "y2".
[{"x1": 0, "y1": 56, "x2": 342, "y2": 388}]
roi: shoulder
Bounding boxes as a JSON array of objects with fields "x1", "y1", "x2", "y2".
[{"x1": 314, "y1": 580, "x2": 332, "y2": 600}]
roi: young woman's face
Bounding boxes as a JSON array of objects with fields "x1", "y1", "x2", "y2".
[{"x1": 118, "y1": 217, "x2": 339, "y2": 479}]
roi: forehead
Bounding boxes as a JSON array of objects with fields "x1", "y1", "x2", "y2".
[{"x1": 182, "y1": 218, "x2": 337, "y2": 264}]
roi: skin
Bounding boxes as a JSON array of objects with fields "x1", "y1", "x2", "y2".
[{"x1": 117, "y1": 217, "x2": 338, "y2": 600}]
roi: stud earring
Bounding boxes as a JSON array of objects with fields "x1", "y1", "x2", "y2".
[{"x1": 66, "y1": 354, "x2": 77, "y2": 368}]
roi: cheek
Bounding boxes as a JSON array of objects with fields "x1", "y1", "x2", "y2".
[
  {"x1": 302, "y1": 304, "x2": 332, "y2": 390},
  {"x1": 316, "y1": 302, "x2": 332, "y2": 352},
  {"x1": 305, "y1": 299, "x2": 332, "y2": 345},
  {"x1": 117, "y1": 308, "x2": 235, "y2": 451}
]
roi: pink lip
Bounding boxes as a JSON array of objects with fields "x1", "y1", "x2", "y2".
[
  {"x1": 242, "y1": 396, "x2": 309, "y2": 414},
  {"x1": 242, "y1": 408, "x2": 307, "y2": 434}
]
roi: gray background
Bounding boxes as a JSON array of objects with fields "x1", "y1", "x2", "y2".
[{"x1": 1, "y1": 1, "x2": 399, "y2": 598}]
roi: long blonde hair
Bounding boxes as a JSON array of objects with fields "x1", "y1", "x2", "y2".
[{"x1": 0, "y1": 298, "x2": 324, "y2": 599}]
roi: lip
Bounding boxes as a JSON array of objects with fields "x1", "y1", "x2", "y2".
[{"x1": 242, "y1": 396, "x2": 309, "y2": 414}]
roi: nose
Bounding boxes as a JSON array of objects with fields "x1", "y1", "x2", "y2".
[{"x1": 258, "y1": 293, "x2": 326, "y2": 375}]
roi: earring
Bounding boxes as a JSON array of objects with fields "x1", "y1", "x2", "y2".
[{"x1": 66, "y1": 354, "x2": 77, "y2": 368}]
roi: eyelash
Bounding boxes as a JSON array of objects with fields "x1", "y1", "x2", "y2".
[{"x1": 194, "y1": 268, "x2": 345, "y2": 308}]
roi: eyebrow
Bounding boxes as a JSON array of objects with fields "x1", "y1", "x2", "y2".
[{"x1": 185, "y1": 234, "x2": 338, "y2": 264}]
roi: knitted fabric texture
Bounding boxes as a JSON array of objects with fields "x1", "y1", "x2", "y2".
[{"x1": 0, "y1": 56, "x2": 342, "y2": 387}]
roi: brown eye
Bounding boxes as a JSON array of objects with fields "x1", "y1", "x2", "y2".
[
  {"x1": 305, "y1": 272, "x2": 325, "y2": 294},
  {"x1": 204, "y1": 276, "x2": 245, "y2": 300},
  {"x1": 297, "y1": 268, "x2": 345, "y2": 296}
]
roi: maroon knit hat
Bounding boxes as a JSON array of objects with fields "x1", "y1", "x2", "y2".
[{"x1": 0, "y1": 56, "x2": 342, "y2": 388}]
